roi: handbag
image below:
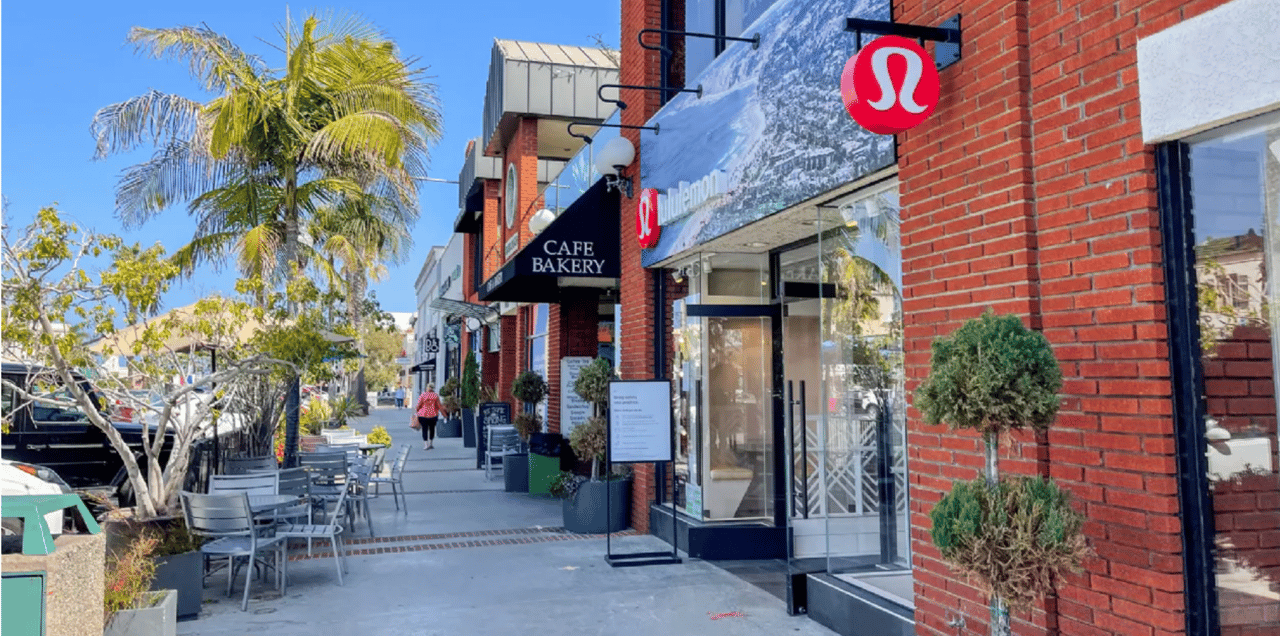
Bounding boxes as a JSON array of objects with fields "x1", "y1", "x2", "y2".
[{"x1": 410, "y1": 415, "x2": 421, "y2": 430}]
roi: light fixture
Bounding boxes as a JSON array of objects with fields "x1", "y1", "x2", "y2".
[
  {"x1": 528, "y1": 208, "x2": 555, "y2": 234},
  {"x1": 744, "y1": 241, "x2": 768, "y2": 248},
  {"x1": 465, "y1": 317, "x2": 482, "y2": 331},
  {"x1": 594, "y1": 137, "x2": 636, "y2": 198}
]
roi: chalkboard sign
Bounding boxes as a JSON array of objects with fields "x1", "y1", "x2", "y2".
[{"x1": 476, "y1": 402, "x2": 512, "y2": 469}]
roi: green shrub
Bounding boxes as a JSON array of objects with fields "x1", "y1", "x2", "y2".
[
  {"x1": 569, "y1": 415, "x2": 607, "y2": 479},
  {"x1": 461, "y1": 352, "x2": 480, "y2": 409},
  {"x1": 914, "y1": 310, "x2": 1062, "y2": 437},
  {"x1": 299, "y1": 397, "x2": 331, "y2": 435},
  {"x1": 930, "y1": 476, "x2": 1089, "y2": 613},
  {"x1": 573, "y1": 357, "x2": 612, "y2": 408},
  {"x1": 513, "y1": 412, "x2": 541, "y2": 442},
  {"x1": 512, "y1": 370, "x2": 549, "y2": 405},
  {"x1": 549, "y1": 471, "x2": 584, "y2": 500},
  {"x1": 368, "y1": 425, "x2": 392, "y2": 447}
]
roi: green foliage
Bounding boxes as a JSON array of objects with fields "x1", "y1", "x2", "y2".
[
  {"x1": 512, "y1": 370, "x2": 549, "y2": 405},
  {"x1": 914, "y1": 310, "x2": 1063, "y2": 436},
  {"x1": 573, "y1": 357, "x2": 613, "y2": 407},
  {"x1": 440, "y1": 376, "x2": 459, "y2": 399},
  {"x1": 299, "y1": 398, "x2": 332, "y2": 435},
  {"x1": 329, "y1": 396, "x2": 362, "y2": 427},
  {"x1": 513, "y1": 412, "x2": 542, "y2": 442},
  {"x1": 548, "y1": 471, "x2": 584, "y2": 500},
  {"x1": 930, "y1": 476, "x2": 1090, "y2": 613},
  {"x1": 569, "y1": 416, "x2": 608, "y2": 480},
  {"x1": 361, "y1": 326, "x2": 403, "y2": 393},
  {"x1": 460, "y1": 352, "x2": 479, "y2": 409},
  {"x1": 104, "y1": 533, "x2": 159, "y2": 628},
  {"x1": 367, "y1": 425, "x2": 392, "y2": 447}
]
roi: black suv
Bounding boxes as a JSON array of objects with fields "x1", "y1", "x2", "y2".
[{"x1": 0, "y1": 362, "x2": 173, "y2": 500}]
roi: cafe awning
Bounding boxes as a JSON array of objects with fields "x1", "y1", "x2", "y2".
[{"x1": 477, "y1": 178, "x2": 620, "y2": 303}]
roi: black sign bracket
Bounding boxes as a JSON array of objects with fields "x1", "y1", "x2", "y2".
[
  {"x1": 598, "y1": 83, "x2": 700, "y2": 111},
  {"x1": 566, "y1": 120, "x2": 660, "y2": 145},
  {"x1": 844, "y1": 14, "x2": 962, "y2": 70}
]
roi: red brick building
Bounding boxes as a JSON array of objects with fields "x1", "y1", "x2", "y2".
[{"x1": 600, "y1": 0, "x2": 1280, "y2": 634}]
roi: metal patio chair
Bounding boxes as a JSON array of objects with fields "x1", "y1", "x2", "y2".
[
  {"x1": 370, "y1": 445, "x2": 410, "y2": 512},
  {"x1": 484, "y1": 427, "x2": 522, "y2": 481},
  {"x1": 277, "y1": 475, "x2": 351, "y2": 586},
  {"x1": 180, "y1": 491, "x2": 288, "y2": 612},
  {"x1": 224, "y1": 455, "x2": 278, "y2": 475}
]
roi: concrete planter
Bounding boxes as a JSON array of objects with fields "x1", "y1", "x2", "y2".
[
  {"x1": 437, "y1": 416, "x2": 462, "y2": 438},
  {"x1": 563, "y1": 478, "x2": 631, "y2": 534},
  {"x1": 504, "y1": 453, "x2": 529, "y2": 492},
  {"x1": 151, "y1": 550, "x2": 201, "y2": 620},
  {"x1": 105, "y1": 589, "x2": 177, "y2": 636},
  {"x1": 461, "y1": 409, "x2": 476, "y2": 448}
]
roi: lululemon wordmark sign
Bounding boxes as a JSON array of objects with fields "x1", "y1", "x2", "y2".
[
  {"x1": 841, "y1": 36, "x2": 940, "y2": 135},
  {"x1": 530, "y1": 240, "x2": 607, "y2": 275}
]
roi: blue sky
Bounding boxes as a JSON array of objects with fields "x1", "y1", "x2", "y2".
[{"x1": 2, "y1": 1, "x2": 620, "y2": 315}]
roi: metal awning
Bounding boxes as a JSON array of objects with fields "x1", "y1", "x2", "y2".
[
  {"x1": 410, "y1": 358, "x2": 437, "y2": 373},
  {"x1": 429, "y1": 297, "x2": 498, "y2": 322}
]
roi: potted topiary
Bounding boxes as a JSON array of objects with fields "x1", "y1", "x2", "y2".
[
  {"x1": 554, "y1": 357, "x2": 630, "y2": 533},
  {"x1": 509, "y1": 371, "x2": 549, "y2": 493},
  {"x1": 104, "y1": 533, "x2": 178, "y2": 636},
  {"x1": 437, "y1": 376, "x2": 463, "y2": 438},
  {"x1": 916, "y1": 310, "x2": 1090, "y2": 636},
  {"x1": 460, "y1": 352, "x2": 480, "y2": 448}
]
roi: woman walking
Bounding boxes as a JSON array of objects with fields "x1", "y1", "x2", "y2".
[{"x1": 415, "y1": 383, "x2": 444, "y2": 450}]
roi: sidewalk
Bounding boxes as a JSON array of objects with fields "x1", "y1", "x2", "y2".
[{"x1": 178, "y1": 406, "x2": 837, "y2": 635}]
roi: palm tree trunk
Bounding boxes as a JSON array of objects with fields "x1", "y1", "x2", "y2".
[{"x1": 347, "y1": 267, "x2": 371, "y2": 413}]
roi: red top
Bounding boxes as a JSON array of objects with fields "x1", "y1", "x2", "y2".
[{"x1": 416, "y1": 391, "x2": 441, "y2": 418}]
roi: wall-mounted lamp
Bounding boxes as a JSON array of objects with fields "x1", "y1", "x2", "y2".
[
  {"x1": 594, "y1": 137, "x2": 637, "y2": 198},
  {"x1": 465, "y1": 317, "x2": 482, "y2": 331},
  {"x1": 528, "y1": 208, "x2": 555, "y2": 234}
]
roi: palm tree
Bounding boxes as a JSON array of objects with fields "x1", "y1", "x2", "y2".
[
  {"x1": 308, "y1": 195, "x2": 412, "y2": 409},
  {"x1": 91, "y1": 12, "x2": 442, "y2": 291}
]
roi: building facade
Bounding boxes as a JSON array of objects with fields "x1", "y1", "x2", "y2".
[{"x1": 599, "y1": 0, "x2": 1280, "y2": 635}]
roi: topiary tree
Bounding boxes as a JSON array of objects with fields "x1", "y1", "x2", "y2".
[
  {"x1": 511, "y1": 370, "x2": 549, "y2": 443},
  {"x1": 573, "y1": 357, "x2": 612, "y2": 417},
  {"x1": 570, "y1": 357, "x2": 613, "y2": 480},
  {"x1": 915, "y1": 310, "x2": 1086, "y2": 635},
  {"x1": 460, "y1": 351, "x2": 480, "y2": 410}
]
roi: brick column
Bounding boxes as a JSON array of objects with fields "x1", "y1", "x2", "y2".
[
  {"x1": 498, "y1": 314, "x2": 519, "y2": 409},
  {"x1": 547, "y1": 291, "x2": 602, "y2": 435},
  {"x1": 619, "y1": 0, "x2": 665, "y2": 534}
]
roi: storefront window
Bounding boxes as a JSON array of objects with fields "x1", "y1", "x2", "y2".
[
  {"x1": 528, "y1": 304, "x2": 548, "y2": 423},
  {"x1": 670, "y1": 252, "x2": 772, "y2": 521},
  {"x1": 1188, "y1": 112, "x2": 1280, "y2": 634}
]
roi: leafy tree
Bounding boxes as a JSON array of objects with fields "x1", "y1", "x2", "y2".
[
  {"x1": 361, "y1": 325, "x2": 403, "y2": 392},
  {"x1": 460, "y1": 352, "x2": 479, "y2": 410},
  {"x1": 91, "y1": 12, "x2": 442, "y2": 290},
  {"x1": 1, "y1": 207, "x2": 289, "y2": 518}
]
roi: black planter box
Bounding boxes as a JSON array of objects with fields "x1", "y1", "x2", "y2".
[
  {"x1": 563, "y1": 478, "x2": 631, "y2": 534},
  {"x1": 461, "y1": 409, "x2": 476, "y2": 448},
  {"x1": 504, "y1": 453, "x2": 529, "y2": 492},
  {"x1": 152, "y1": 550, "x2": 202, "y2": 619},
  {"x1": 437, "y1": 416, "x2": 462, "y2": 438}
]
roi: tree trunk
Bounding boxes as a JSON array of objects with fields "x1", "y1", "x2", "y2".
[
  {"x1": 347, "y1": 266, "x2": 371, "y2": 413},
  {"x1": 984, "y1": 432, "x2": 1010, "y2": 636}
]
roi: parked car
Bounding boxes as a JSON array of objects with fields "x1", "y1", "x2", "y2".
[
  {"x1": 0, "y1": 362, "x2": 174, "y2": 505},
  {"x1": 0, "y1": 458, "x2": 75, "y2": 552}
]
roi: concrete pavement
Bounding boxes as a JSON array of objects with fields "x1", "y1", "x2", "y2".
[{"x1": 177, "y1": 405, "x2": 837, "y2": 636}]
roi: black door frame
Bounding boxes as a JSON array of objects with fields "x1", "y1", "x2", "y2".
[{"x1": 1156, "y1": 141, "x2": 1219, "y2": 636}]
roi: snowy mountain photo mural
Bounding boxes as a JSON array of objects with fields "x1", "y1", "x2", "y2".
[{"x1": 640, "y1": 0, "x2": 895, "y2": 266}]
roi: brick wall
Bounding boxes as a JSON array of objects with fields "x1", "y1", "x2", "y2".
[
  {"x1": 619, "y1": 0, "x2": 665, "y2": 534},
  {"x1": 499, "y1": 314, "x2": 519, "y2": 409},
  {"x1": 547, "y1": 291, "x2": 602, "y2": 434},
  {"x1": 482, "y1": 179, "x2": 501, "y2": 281},
  {"x1": 505, "y1": 116, "x2": 541, "y2": 258},
  {"x1": 894, "y1": 1, "x2": 1236, "y2": 635}
]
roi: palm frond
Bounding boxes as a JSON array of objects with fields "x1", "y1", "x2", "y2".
[
  {"x1": 129, "y1": 25, "x2": 265, "y2": 93},
  {"x1": 91, "y1": 90, "x2": 207, "y2": 158},
  {"x1": 114, "y1": 140, "x2": 239, "y2": 228}
]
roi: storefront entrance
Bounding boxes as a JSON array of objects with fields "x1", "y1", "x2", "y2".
[{"x1": 777, "y1": 191, "x2": 910, "y2": 605}]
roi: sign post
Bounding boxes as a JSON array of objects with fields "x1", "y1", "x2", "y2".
[{"x1": 604, "y1": 379, "x2": 681, "y2": 568}]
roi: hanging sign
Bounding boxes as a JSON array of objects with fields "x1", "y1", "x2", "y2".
[
  {"x1": 841, "y1": 35, "x2": 939, "y2": 135},
  {"x1": 637, "y1": 188, "x2": 661, "y2": 248},
  {"x1": 607, "y1": 380, "x2": 673, "y2": 463}
]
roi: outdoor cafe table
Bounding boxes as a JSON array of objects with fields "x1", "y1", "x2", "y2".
[
  {"x1": 358, "y1": 443, "x2": 386, "y2": 455},
  {"x1": 248, "y1": 494, "x2": 306, "y2": 515}
]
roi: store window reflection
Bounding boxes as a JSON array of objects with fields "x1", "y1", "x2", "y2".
[{"x1": 1189, "y1": 113, "x2": 1280, "y2": 635}]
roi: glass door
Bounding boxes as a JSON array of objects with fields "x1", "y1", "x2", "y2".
[{"x1": 780, "y1": 182, "x2": 909, "y2": 603}]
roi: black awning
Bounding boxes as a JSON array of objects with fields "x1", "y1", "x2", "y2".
[
  {"x1": 410, "y1": 358, "x2": 436, "y2": 373},
  {"x1": 478, "y1": 179, "x2": 620, "y2": 303},
  {"x1": 453, "y1": 182, "x2": 485, "y2": 233}
]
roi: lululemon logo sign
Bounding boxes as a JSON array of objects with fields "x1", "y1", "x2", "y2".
[
  {"x1": 637, "y1": 188, "x2": 661, "y2": 248},
  {"x1": 841, "y1": 36, "x2": 939, "y2": 135}
]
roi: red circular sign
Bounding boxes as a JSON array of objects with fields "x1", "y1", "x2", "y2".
[
  {"x1": 841, "y1": 36, "x2": 939, "y2": 135},
  {"x1": 637, "y1": 188, "x2": 661, "y2": 248}
]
